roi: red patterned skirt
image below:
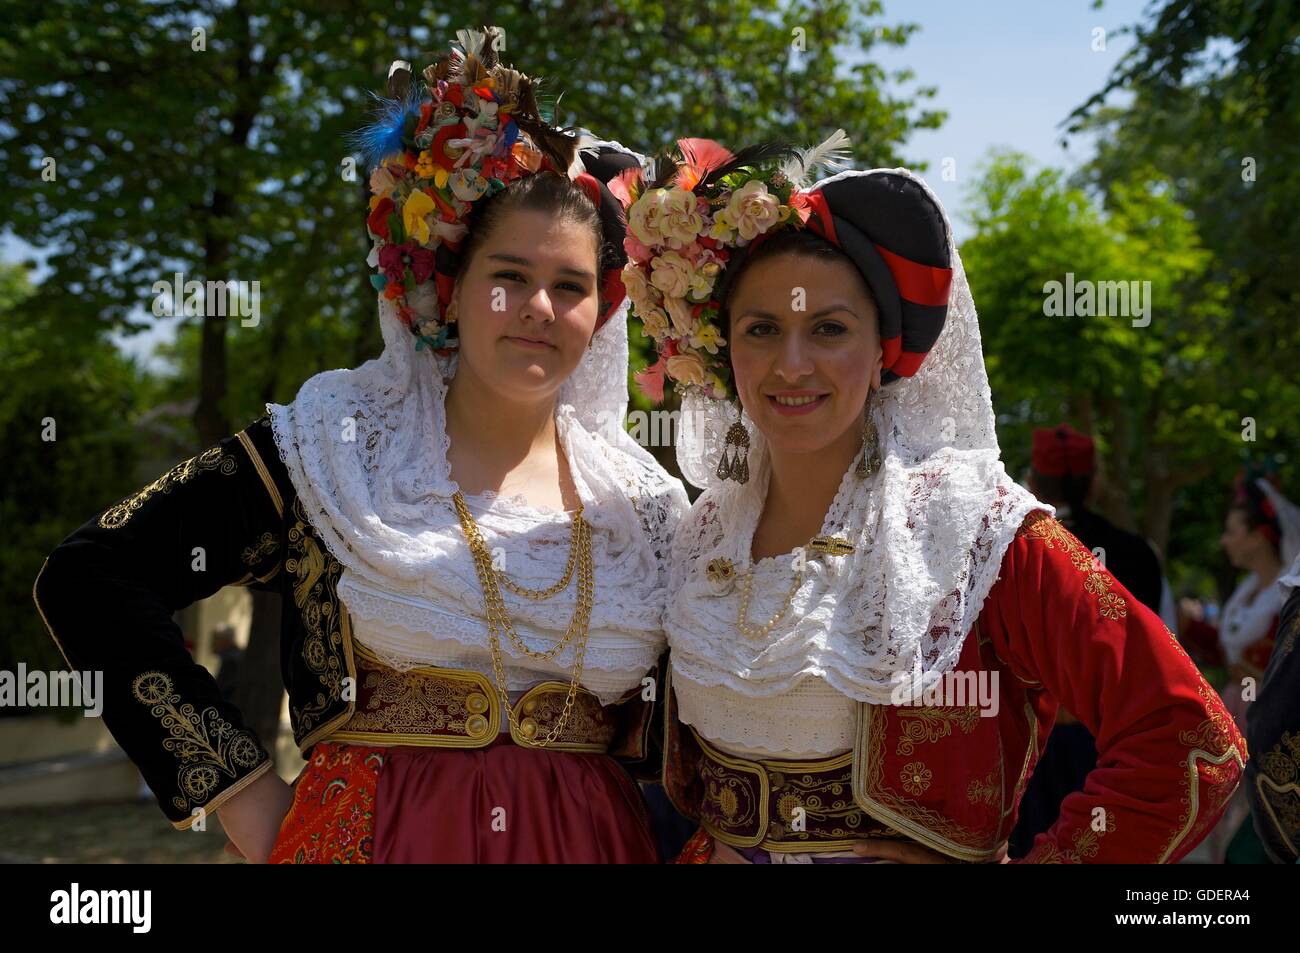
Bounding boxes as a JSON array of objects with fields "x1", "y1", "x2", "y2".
[{"x1": 268, "y1": 737, "x2": 660, "y2": 864}]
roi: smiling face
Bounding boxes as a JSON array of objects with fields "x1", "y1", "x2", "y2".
[
  {"x1": 726, "y1": 248, "x2": 882, "y2": 457},
  {"x1": 451, "y1": 206, "x2": 601, "y2": 404}
]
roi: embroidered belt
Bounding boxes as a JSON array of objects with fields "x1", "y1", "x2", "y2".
[
  {"x1": 692, "y1": 727, "x2": 902, "y2": 852},
  {"x1": 328, "y1": 643, "x2": 618, "y2": 753}
]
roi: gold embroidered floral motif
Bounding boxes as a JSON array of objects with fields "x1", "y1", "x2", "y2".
[
  {"x1": 99, "y1": 447, "x2": 237, "y2": 529},
  {"x1": 1254, "y1": 729, "x2": 1300, "y2": 860},
  {"x1": 896, "y1": 705, "x2": 980, "y2": 756},
  {"x1": 240, "y1": 531, "x2": 279, "y2": 567},
  {"x1": 857, "y1": 703, "x2": 998, "y2": 858},
  {"x1": 1156, "y1": 676, "x2": 1247, "y2": 863},
  {"x1": 901, "y1": 761, "x2": 933, "y2": 796},
  {"x1": 765, "y1": 767, "x2": 867, "y2": 843},
  {"x1": 967, "y1": 771, "x2": 999, "y2": 807},
  {"x1": 1021, "y1": 511, "x2": 1128, "y2": 621},
  {"x1": 132, "y1": 671, "x2": 264, "y2": 813},
  {"x1": 286, "y1": 497, "x2": 347, "y2": 737},
  {"x1": 1023, "y1": 813, "x2": 1116, "y2": 863}
]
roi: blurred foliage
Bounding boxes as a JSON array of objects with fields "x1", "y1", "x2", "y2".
[
  {"x1": 0, "y1": 1, "x2": 940, "y2": 668},
  {"x1": 961, "y1": 149, "x2": 1296, "y2": 594},
  {"x1": 0, "y1": 261, "x2": 152, "y2": 682}
]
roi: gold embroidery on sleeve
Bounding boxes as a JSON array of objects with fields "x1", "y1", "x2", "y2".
[
  {"x1": 1020, "y1": 512, "x2": 1127, "y2": 621},
  {"x1": 1023, "y1": 813, "x2": 1117, "y2": 863},
  {"x1": 1253, "y1": 729, "x2": 1299, "y2": 859},
  {"x1": 132, "y1": 671, "x2": 265, "y2": 815},
  {"x1": 286, "y1": 497, "x2": 353, "y2": 745},
  {"x1": 1156, "y1": 678, "x2": 1247, "y2": 863},
  {"x1": 99, "y1": 447, "x2": 237, "y2": 530},
  {"x1": 241, "y1": 532, "x2": 279, "y2": 567}
]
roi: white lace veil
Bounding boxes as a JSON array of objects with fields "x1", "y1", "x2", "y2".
[
  {"x1": 264, "y1": 140, "x2": 685, "y2": 703},
  {"x1": 668, "y1": 167, "x2": 1051, "y2": 705}
]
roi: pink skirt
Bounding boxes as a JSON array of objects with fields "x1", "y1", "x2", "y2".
[{"x1": 269, "y1": 737, "x2": 660, "y2": 864}]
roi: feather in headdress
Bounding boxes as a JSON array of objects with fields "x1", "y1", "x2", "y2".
[
  {"x1": 779, "y1": 128, "x2": 852, "y2": 188},
  {"x1": 699, "y1": 140, "x2": 798, "y2": 189},
  {"x1": 347, "y1": 80, "x2": 426, "y2": 171},
  {"x1": 451, "y1": 27, "x2": 496, "y2": 84},
  {"x1": 514, "y1": 112, "x2": 578, "y2": 172},
  {"x1": 674, "y1": 138, "x2": 735, "y2": 191}
]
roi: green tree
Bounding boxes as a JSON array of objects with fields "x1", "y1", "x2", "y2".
[
  {"x1": 1, "y1": 1, "x2": 943, "y2": 739},
  {"x1": 961, "y1": 150, "x2": 1297, "y2": 582}
]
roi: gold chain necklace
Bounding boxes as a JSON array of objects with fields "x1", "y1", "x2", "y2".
[
  {"x1": 734, "y1": 534, "x2": 855, "y2": 641},
  {"x1": 452, "y1": 491, "x2": 594, "y2": 746}
]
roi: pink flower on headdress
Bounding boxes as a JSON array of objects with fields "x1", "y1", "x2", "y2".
[
  {"x1": 624, "y1": 232, "x2": 652, "y2": 265},
  {"x1": 379, "y1": 243, "x2": 435, "y2": 284}
]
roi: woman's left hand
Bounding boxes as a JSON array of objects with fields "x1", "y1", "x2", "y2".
[{"x1": 852, "y1": 839, "x2": 1010, "y2": 863}]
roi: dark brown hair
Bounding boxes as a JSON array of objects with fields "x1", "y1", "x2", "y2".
[{"x1": 456, "y1": 172, "x2": 616, "y2": 277}]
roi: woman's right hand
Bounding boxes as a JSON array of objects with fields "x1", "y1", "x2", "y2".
[{"x1": 215, "y1": 769, "x2": 295, "y2": 864}]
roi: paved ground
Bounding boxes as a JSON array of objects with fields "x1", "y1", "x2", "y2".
[{"x1": 0, "y1": 799, "x2": 237, "y2": 864}]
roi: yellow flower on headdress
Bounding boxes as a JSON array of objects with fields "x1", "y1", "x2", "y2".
[
  {"x1": 689, "y1": 323, "x2": 725, "y2": 355},
  {"x1": 402, "y1": 189, "x2": 436, "y2": 246}
]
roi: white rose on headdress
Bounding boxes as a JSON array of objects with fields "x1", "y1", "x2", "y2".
[
  {"x1": 666, "y1": 352, "x2": 707, "y2": 388},
  {"x1": 629, "y1": 188, "x2": 671, "y2": 247},
  {"x1": 659, "y1": 187, "x2": 705, "y2": 248},
  {"x1": 664, "y1": 295, "x2": 696, "y2": 337},
  {"x1": 649, "y1": 250, "x2": 693, "y2": 298},
  {"x1": 722, "y1": 180, "x2": 783, "y2": 241}
]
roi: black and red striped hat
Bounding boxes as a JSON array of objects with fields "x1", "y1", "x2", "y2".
[{"x1": 743, "y1": 170, "x2": 953, "y2": 385}]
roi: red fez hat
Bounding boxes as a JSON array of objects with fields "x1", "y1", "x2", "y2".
[{"x1": 1032, "y1": 423, "x2": 1096, "y2": 477}]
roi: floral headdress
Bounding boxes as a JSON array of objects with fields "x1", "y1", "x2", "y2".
[
  {"x1": 350, "y1": 26, "x2": 592, "y2": 351},
  {"x1": 613, "y1": 132, "x2": 852, "y2": 402}
]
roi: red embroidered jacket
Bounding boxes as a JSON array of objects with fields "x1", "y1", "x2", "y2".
[{"x1": 662, "y1": 510, "x2": 1247, "y2": 863}]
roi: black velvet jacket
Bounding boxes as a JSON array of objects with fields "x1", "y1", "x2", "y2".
[
  {"x1": 1246, "y1": 582, "x2": 1300, "y2": 863},
  {"x1": 33, "y1": 415, "x2": 659, "y2": 830}
]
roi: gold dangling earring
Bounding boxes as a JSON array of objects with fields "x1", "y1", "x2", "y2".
[
  {"x1": 445, "y1": 300, "x2": 459, "y2": 325},
  {"x1": 717, "y1": 405, "x2": 751, "y2": 484},
  {"x1": 856, "y1": 388, "x2": 882, "y2": 479}
]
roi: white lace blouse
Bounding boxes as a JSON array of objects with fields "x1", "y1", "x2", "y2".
[
  {"x1": 268, "y1": 295, "x2": 691, "y2": 709},
  {"x1": 341, "y1": 445, "x2": 688, "y2": 707}
]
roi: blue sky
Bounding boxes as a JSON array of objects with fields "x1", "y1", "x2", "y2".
[
  {"x1": 3, "y1": 0, "x2": 1153, "y2": 364},
  {"x1": 870, "y1": 0, "x2": 1148, "y2": 239}
]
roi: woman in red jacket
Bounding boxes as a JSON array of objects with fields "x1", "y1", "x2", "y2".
[{"x1": 616, "y1": 135, "x2": 1246, "y2": 863}]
